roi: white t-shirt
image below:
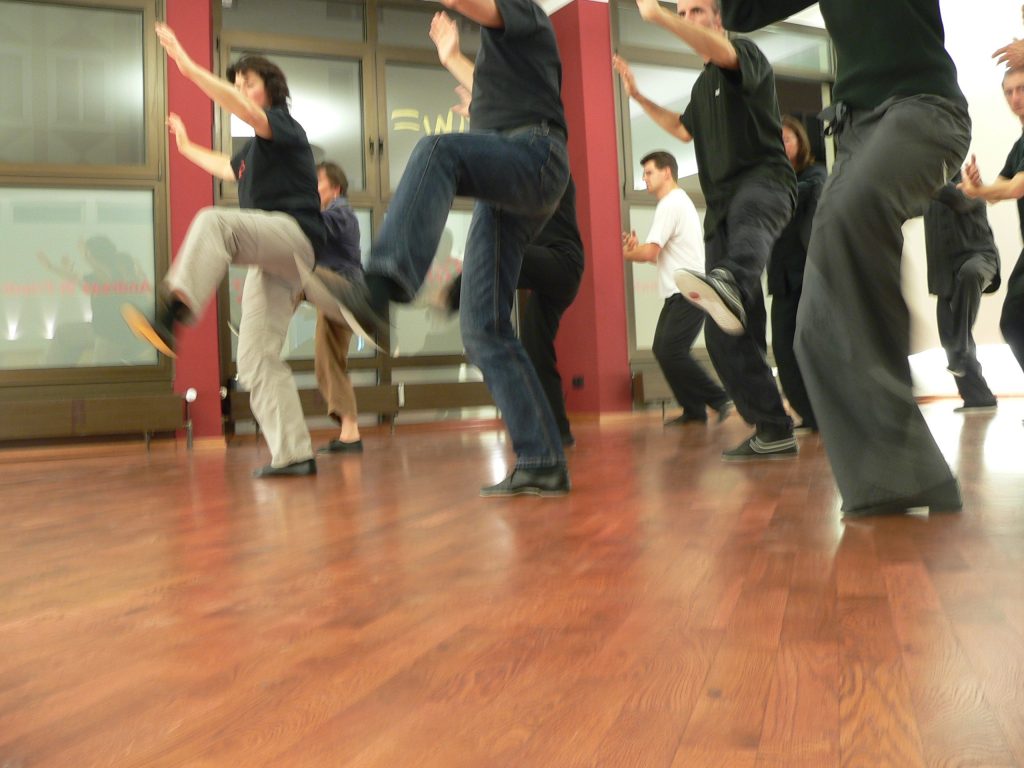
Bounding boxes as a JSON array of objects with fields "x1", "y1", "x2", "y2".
[{"x1": 645, "y1": 187, "x2": 704, "y2": 299}]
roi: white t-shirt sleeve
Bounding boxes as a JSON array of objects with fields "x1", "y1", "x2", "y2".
[{"x1": 645, "y1": 197, "x2": 678, "y2": 249}]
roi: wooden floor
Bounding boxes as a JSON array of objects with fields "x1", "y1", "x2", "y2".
[{"x1": 1, "y1": 401, "x2": 1023, "y2": 768}]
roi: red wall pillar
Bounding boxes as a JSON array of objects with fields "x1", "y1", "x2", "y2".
[
  {"x1": 551, "y1": 0, "x2": 633, "y2": 414},
  {"x1": 166, "y1": 2, "x2": 222, "y2": 438}
]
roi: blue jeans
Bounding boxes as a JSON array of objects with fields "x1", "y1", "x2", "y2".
[{"x1": 369, "y1": 126, "x2": 570, "y2": 468}]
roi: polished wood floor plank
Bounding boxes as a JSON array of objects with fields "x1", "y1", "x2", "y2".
[{"x1": 0, "y1": 402, "x2": 1022, "y2": 766}]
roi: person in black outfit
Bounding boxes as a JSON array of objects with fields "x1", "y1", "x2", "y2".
[
  {"x1": 614, "y1": 0, "x2": 797, "y2": 461},
  {"x1": 924, "y1": 174, "x2": 1001, "y2": 413},
  {"x1": 960, "y1": 66, "x2": 1024, "y2": 385},
  {"x1": 769, "y1": 115, "x2": 825, "y2": 432},
  {"x1": 724, "y1": 0, "x2": 971, "y2": 514}
]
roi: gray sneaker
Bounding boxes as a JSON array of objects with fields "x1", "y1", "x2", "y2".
[
  {"x1": 674, "y1": 268, "x2": 746, "y2": 335},
  {"x1": 722, "y1": 432, "x2": 798, "y2": 461}
]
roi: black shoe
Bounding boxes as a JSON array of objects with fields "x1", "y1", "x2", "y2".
[
  {"x1": 715, "y1": 401, "x2": 734, "y2": 424},
  {"x1": 665, "y1": 413, "x2": 707, "y2": 426},
  {"x1": 252, "y1": 458, "x2": 317, "y2": 478},
  {"x1": 561, "y1": 433, "x2": 576, "y2": 448},
  {"x1": 121, "y1": 299, "x2": 181, "y2": 358},
  {"x1": 674, "y1": 267, "x2": 746, "y2": 335},
  {"x1": 953, "y1": 402, "x2": 997, "y2": 413},
  {"x1": 317, "y1": 439, "x2": 364, "y2": 454},
  {"x1": 794, "y1": 421, "x2": 818, "y2": 434},
  {"x1": 842, "y1": 477, "x2": 962, "y2": 516},
  {"x1": 480, "y1": 465, "x2": 571, "y2": 497},
  {"x1": 722, "y1": 431, "x2": 798, "y2": 461},
  {"x1": 443, "y1": 273, "x2": 462, "y2": 314}
]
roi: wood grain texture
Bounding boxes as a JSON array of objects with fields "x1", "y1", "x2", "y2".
[{"x1": 0, "y1": 402, "x2": 1022, "y2": 767}]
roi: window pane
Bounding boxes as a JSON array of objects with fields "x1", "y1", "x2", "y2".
[
  {"x1": 392, "y1": 210, "x2": 471, "y2": 357},
  {"x1": 222, "y1": 0, "x2": 364, "y2": 42},
  {"x1": 384, "y1": 63, "x2": 471, "y2": 192},
  {"x1": 625, "y1": 64, "x2": 701, "y2": 191},
  {"x1": 0, "y1": 188, "x2": 158, "y2": 370},
  {"x1": 0, "y1": 1, "x2": 145, "y2": 166},
  {"x1": 229, "y1": 51, "x2": 365, "y2": 193},
  {"x1": 227, "y1": 209, "x2": 373, "y2": 362},
  {"x1": 616, "y1": 1, "x2": 699, "y2": 55},
  {"x1": 743, "y1": 28, "x2": 832, "y2": 76},
  {"x1": 378, "y1": 5, "x2": 480, "y2": 54}
]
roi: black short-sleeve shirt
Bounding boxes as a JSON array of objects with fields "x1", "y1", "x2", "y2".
[
  {"x1": 680, "y1": 37, "x2": 795, "y2": 236},
  {"x1": 470, "y1": 0, "x2": 566, "y2": 135},
  {"x1": 230, "y1": 107, "x2": 326, "y2": 256},
  {"x1": 1000, "y1": 132, "x2": 1024, "y2": 241}
]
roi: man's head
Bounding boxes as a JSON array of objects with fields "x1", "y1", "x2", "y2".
[
  {"x1": 675, "y1": 0, "x2": 723, "y2": 33},
  {"x1": 640, "y1": 151, "x2": 678, "y2": 198},
  {"x1": 317, "y1": 161, "x2": 348, "y2": 211},
  {"x1": 1004, "y1": 68, "x2": 1024, "y2": 123},
  {"x1": 227, "y1": 56, "x2": 290, "y2": 110}
]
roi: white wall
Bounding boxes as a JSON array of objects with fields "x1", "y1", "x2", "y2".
[{"x1": 904, "y1": 0, "x2": 1024, "y2": 395}]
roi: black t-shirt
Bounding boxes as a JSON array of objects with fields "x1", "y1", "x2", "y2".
[
  {"x1": 680, "y1": 37, "x2": 795, "y2": 236},
  {"x1": 1000, "y1": 132, "x2": 1024, "y2": 242},
  {"x1": 768, "y1": 163, "x2": 825, "y2": 296},
  {"x1": 924, "y1": 180, "x2": 1000, "y2": 298},
  {"x1": 230, "y1": 107, "x2": 326, "y2": 256},
  {"x1": 722, "y1": 0, "x2": 965, "y2": 111},
  {"x1": 470, "y1": 0, "x2": 566, "y2": 135}
]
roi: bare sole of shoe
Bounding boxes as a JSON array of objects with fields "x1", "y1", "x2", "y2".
[
  {"x1": 121, "y1": 304, "x2": 176, "y2": 358},
  {"x1": 294, "y1": 256, "x2": 382, "y2": 352},
  {"x1": 674, "y1": 271, "x2": 744, "y2": 335}
]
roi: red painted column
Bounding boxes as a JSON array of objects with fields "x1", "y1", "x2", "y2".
[
  {"x1": 166, "y1": 2, "x2": 222, "y2": 438},
  {"x1": 551, "y1": 0, "x2": 633, "y2": 414}
]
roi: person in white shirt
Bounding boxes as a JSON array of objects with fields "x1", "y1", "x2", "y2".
[{"x1": 623, "y1": 151, "x2": 732, "y2": 425}]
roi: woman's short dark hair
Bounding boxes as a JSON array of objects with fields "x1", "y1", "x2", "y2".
[
  {"x1": 782, "y1": 115, "x2": 814, "y2": 173},
  {"x1": 317, "y1": 161, "x2": 348, "y2": 196},
  {"x1": 227, "y1": 55, "x2": 290, "y2": 109}
]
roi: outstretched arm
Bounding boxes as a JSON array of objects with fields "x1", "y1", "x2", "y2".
[
  {"x1": 430, "y1": 12, "x2": 475, "y2": 91},
  {"x1": 959, "y1": 171, "x2": 1024, "y2": 202},
  {"x1": 613, "y1": 55, "x2": 692, "y2": 143},
  {"x1": 156, "y1": 22, "x2": 272, "y2": 139},
  {"x1": 635, "y1": 0, "x2": 737, "y2": 69},
  {"x1": 167, "y1": 113, "x2": 235, "y2": 181}
]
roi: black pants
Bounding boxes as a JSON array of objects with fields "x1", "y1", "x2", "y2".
[
  {"x1": 770, "y1": 287, "x2": 816, "y2": 427},
  {"x1": 652, "y1": 294, "x2": 729, "y2": 419},
  {"x1": 936, "y1": 254, "x2": 997, "y2": 407},
  {"x1": 1000, "y1": 250, "x2": 1024, "y2": 375},
  {"x1": 795, "y1": 95, "x2": 971, "y2": 512},
  {"x1": 517, "y1": 244, "x2": 583, "y2": 440},
  {"x1": 705, "y1": 179, "x2": 794, "y2": 436}
]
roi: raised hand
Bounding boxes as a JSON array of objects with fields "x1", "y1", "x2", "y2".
[
  {"x1": 155, "y1": 22, "x2": 194, "y2": 75},
  {"x1": 963, "y1": 153, "x2": 983, "y2": 187},
  {"x1": 612, "y1": 55, "x2": 640, "y2": 100},
  {"x1": 430, "y1": 12, "x2": 461, "y2": 66},
  {"x1": 166, "y1": 113, "x2": 189, "y2": 152},
  {"x1": 993, "y1": 38, "x2": 1024, "y2": 68},
  {"x1": 452, "y1": 85, "x2": 472, "y2": 118},
  {"x1": 635, "y1": 0, "x2": 662, "y2": 23}
]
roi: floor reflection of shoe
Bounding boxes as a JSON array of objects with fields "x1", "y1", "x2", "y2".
[
  {"x1": 953, "y1": 402, "x2": 997, "y2": 413},
  {"x1": 480, "y1": 466, "x2": 571, "y2": 497},
  {"x1": 294, "y1": 257, "x2": 384, "y2": 350},
  {"x1": 252, "y1": 458, "x2": 317, "y2": 478},
  {"x1": 674, "y1": 268, "x2": 746, "y2": 335},
  {"x1": 664, "y1": 413, "x2": 707, "y2": 426},
  {"x1": 317, "y1": 439, "x2": 363, "y2": 454},
  {"x1": 121, "y1": 303, "x2": 176, "y2": 358},
  {"x1": 722, "y1": 432, "x2": 798, "y2": 461}
]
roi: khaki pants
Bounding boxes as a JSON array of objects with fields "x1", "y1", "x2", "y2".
[
  {"x1": 166, "y1": 207, "x2": 315, "y2": 467},
  {"x1": 314, "y1": 310, "x2": 358, "y2": 423}
]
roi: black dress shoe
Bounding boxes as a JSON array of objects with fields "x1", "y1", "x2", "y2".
[
  {"x1": 480, "y1": 466, "x2": 571, "y2": 497},
  {"x1": 252, "y1": 458, "x2": 317, "y2": 478},
  {"x1": 561, "y1": 433, "x2": 576, "y2": 448},
  {"x1": 317, "y1": 439, "x2": 364, "y2": 454}
]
